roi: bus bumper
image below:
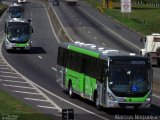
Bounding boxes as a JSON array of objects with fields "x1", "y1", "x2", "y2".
[
  {"x1": 107, "y1": 100, "x2": 151, "y2": 109},
  {"x1": 5, "y1": 44, "x2": 31, "y2": 50},
  {"x1": 5, "y1": 41, "x2": 31, "y2": 50}
]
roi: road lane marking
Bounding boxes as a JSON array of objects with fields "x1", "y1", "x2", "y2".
[
  {"x1": 3, "y1": 84, "x2": 35, "y2": 89},
  {"x1": 153, "y1": 94, "x2": 160, "y2": 99},
  {"x1": 37, "y1": 105, "x2": 57, "y2": 109},
  {"x1": 51, "y1": 67, "x2": 57, "y2": 71},
  {"x1": 12, "y1": 90, "x2": 41, "y2": 95},
  {"x1": 54, "y1": 114, "x2": 62, "y2": 117},
  {"x1": 34, "y1": 82, "x2": 109, "y2": 120},
  {"x1": 0, "y1": 67, "x2": 10, "y2": 69},
  {"x1": 102, "y1": 43, "x2": 106, "y2": 46},
  {"x1": 0, "y1": 71, "x2": 17, "y2": 74},
  {"x1": 77, "y1": 7, "x2": 141, "y2": 50},
  {"x1": 0, "y1": 79, "x2": 27, "y2": 83},
  {"x1": 0, "y1": 75, "x2": 22, "y2": 79},
  {"x1": 38, "y1": 55, "x2": 43, "y2": 60},
  {"x1": 24, "y1": 97, "x2": 49, "y2": 102},
  {"x1": 0, "y1": 64, "x2": 7, "y2": 67}
]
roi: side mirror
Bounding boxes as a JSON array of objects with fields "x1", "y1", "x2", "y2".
[
  {"x1": 27, "y1": 19, "x2": 31, "y2": 23},
  {"x1": 104, "y1": 69, "x2": 110, "y2": 77},
  {"x1": 31, "y1": 28, "x2": 33, "y2": 33}
]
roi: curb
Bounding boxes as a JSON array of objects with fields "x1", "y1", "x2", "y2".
[{"x1": 96, "y1": 7, "x2": 103, "y2": 13}]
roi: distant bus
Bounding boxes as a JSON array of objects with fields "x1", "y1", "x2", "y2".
[
  {"x1": 65, "y1": 0, "x2": 77, "y2": 5},
  {"x1": 17, "y1": 0, "x2": 26, "y2": 3},
  {"x1": 4, "y1": 18, "x2": 33, "y2": 52},
  {"x1": 8, "y1": 3, "x2": 23, "y2": 18},
  {"x1": 57, "y1": 42, "x2": 152, "y2": 109}
]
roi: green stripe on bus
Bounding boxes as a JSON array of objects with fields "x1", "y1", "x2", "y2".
[
  {"x1": 68, "y1": 45, "x2": 99, "y2": 58},
  {"x1": 16, "y1": 44, "x2": 28, "y2": 47},
  {"x1": 126, "y1": 94, "x2": 149, "y2": 102}
]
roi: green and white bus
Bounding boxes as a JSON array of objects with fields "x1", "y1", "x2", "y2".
[
  {"x1": 4, "y1": 18, "x2": 33, "y2": 51},
  {"x1": 8, "y1": 3, "x2": 23, "y2": 19},
  {"x1": 57, "y1": 42, "x2": 152, "y2": 109}
]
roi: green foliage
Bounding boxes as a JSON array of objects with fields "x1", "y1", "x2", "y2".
[
  {"x1": 104, "y1": 3, "x2": 160, "y2": 35},
  {"x1": 84, "y1": 0, "x2": 160, "y2": 35}
]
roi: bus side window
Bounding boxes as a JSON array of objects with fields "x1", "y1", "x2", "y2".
[
  {"x1": 88, "y1": 57, "x2": 96, "y2": 78},
  {"x1": 81, "y1": 54, "x2": 88, "y2": 74},
  {"x1": 76, "y1": 53, "x2": 82, "y2": 72},
  {"x1": 67, "y1": 50, "x2": 73, "y2": 69},
  {"x1": 73, "y1": 52, "x2": 80, "y2": 72},
  {"x1": 57, "y1": 47, "x2": 63, "y2": 66},
  {"x1": 70, "y1": 51, "x2": 75, "y2": 70},
  {"x1": 63, "y1": 49, "x2": 69, "y2": 67},
  {"x1": 99, "y1": 60, "x2": 107, "y2": 83},
  {"x1": 86, "y1": 57, "x2": 92, "y2": 76}
]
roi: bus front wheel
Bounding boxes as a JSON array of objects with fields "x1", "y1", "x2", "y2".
[
  {"x1": 68, "y1": 82, "x2": 74, "y2": 98},
  {"x1": 94, "y1": 92, "x2": 101, "y2": 110}
]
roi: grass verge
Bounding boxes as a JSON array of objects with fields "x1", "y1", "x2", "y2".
[
  {"x1": 0, "y1": 89, "x2": 53, "y2": 120},
  {"x1": 0, "y1": 3, "x2": 8, "y2": 16},
  {"x1": 84, "y1": 1, "x2": 160, "y2": 35}
]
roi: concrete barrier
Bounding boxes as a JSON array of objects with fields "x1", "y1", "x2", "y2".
[
  {"x1": 42, "y1": 0, "x2": 72, "y2": 43},
  {"x1": 153, "y1": 80, "x2": 160, "y2": 95}
]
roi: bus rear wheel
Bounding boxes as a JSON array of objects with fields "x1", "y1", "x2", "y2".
[
  {"x1": 68, "y1": 82, "x2": 74, "y2": 98},
  {"x1": 94, "y1": 93, "x2": 101, "y2": 110}
]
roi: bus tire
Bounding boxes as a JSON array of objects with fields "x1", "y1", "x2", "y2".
[
  {"x1": 94, "y1": 92, "x2": 101, "y2": 110},
  {"x1": 68, "y1": 82, "x2": 74, "y2": 98},
  {"x1": 6, "y1": 49, "x2": 11, "y2": 53}
]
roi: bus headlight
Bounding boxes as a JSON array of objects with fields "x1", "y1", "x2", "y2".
[
  {"x1": 146, "y1": 97, "x2": 151, "y2": 102},
  {"x1": 108, "y1": 93, "x2": 116, "y2": 101}
]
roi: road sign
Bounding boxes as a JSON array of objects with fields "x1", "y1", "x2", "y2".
[
  {"x1": 62, "y1": 109, "x2": 74, "y2": 120},
  {"x1": 121, "y1": 0, "x2": 131, "y2": 13}
]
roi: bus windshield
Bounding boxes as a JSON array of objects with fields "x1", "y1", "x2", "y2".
[
  {"x1": 9, "y1": 7, "x2": 22, "y2": 18},
  {"x1": 7, "y1": 24, "x2": 30, "y2": 43},
  {"x1": 108, "y1": 59, "x2": 152, "y2": 97}
]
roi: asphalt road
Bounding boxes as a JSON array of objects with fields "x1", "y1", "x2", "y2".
[
  {"x1": 1, "y1": 0, "x2": 160, "y2": 120},
  {"x1": 53, "y1": 0, "x2": 160, "y2": 87}
]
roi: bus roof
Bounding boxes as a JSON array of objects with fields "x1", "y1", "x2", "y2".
[
  {"x1": 6, "y1": 18, "x2": 30, "y2": 24},
  {"x1": 59, "y1": 42, "x2": 145, "y2": 60},
  {"x1": 10, "y1": 3, "x2": 22, "y2": 7}
]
